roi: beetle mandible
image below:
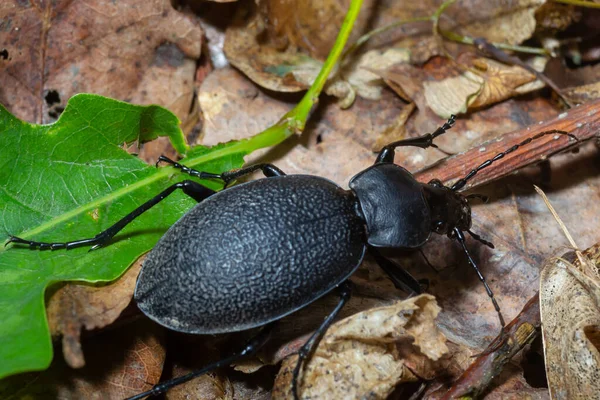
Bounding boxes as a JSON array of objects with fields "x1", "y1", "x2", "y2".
[{"x1": 7, "y1": 116, "x2": 574, "y2": 399}]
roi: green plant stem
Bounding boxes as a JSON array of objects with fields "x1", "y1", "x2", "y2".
[
  {"x1": 282, "y1": 0, "x2": 364, "y2": 128},
  {"x1": 552, "y1": 0, "x2": 600, "y2": 8},
  {"x1": 185, "y1": 0, "x2": 364, "y2": 168}
]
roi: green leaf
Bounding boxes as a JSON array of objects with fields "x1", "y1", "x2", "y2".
[
  {"x1": 0, "y1": 94, "x2": 250, "y2": 379},
  {"x1": 0, "y1": 0, "x2": 365, "y2": 380}
]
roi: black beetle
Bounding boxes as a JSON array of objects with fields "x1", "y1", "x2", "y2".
[{"x1": 7, "y1": 117, "x2": 574, "y2": 399}]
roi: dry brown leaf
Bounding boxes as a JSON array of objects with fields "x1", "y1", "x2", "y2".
[
  {"x1": 484, "y1": 364, "x2": 550, "y2": 400},
  {"x1": 224, "y1": 0, "x2": 547, "y2": 103},
  {"x1": 423, "y1": 55, "x2": 542, "y2": 118},
  {"x1": 362, "y1": 0, "x2": 546, "y2": 64},
  {"x1": 375, "y1": 55, "x2": 558, "y2": 156},
  {"x1": 260, "y1": 0, "x2": 361, "y2": 60},
  {"x1": 161, "y1": 332, "x2": 274, "y2": 400},
  {"x1": 0, "y1": 320, "x2": 165, "y2": 399},
  {"x1": 540, "y1": 245, "x2": 600, "y2": 400},
  {"x1": 451, "y1": 0, "x2": 545, "y2": 45},
  {"x1": 224, "y1": 1, "x2": 405, "y2": 106},
  {"x1": 198, "y1": 66, "x2": 296, "y2": 147},
  {"x1": 46, "y1": 257, "x2": 143, "y2": 368},
  {"x1": 563, "y1": 81, "x2": 600, "y2": 105},
  {"x1": 535, "y1": 2, "x2": 581, "y2": 32},
  {"x1": 223, "y1": 2, "x2": 315, "y2": 93},
  {"x1": 372, "y1": 102, "x2": 416, "y2": 151},
  {"x1": 0, "y1": 0, "x2": 202, "y2": 124},
  {"x1": 271, "y1": 295, "x2": 447, "y2": 400}
]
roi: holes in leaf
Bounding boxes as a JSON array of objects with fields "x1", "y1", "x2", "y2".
[
  {"x1": 45, "y1": 90, "x2": 64, "y2": 120},
  {"x1": 45, "y1": 90, "x2": 61, "y2": 106},
  {"x1": 0, "y1": 49, "x2": 8, "y2": 60}
]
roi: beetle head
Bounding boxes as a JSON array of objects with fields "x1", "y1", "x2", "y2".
[{"x1": 423, "y1": 179, "x2": 472, "y2": 236}]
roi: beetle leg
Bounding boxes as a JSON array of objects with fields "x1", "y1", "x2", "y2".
[
  {"x1": 453, "y1": 228, "x2": 506, "y2": 330},
  {"x1": 292, "y1": 280, "x2": 352, "y2": 400},
  {"x1": 5, "y1": 180, "x2": 215, "y2": 251},
  {"x1": 125, "y1": 324, "x2": 275, "y2": 400},
  {"x1": 157, "y1": 156, "x2": 285, "y2": 186},
  {"x1": 466, "y1": 229, "x2": 494, "y2": 249},
  {"x1": 375, "y1": 115, "x2": 456, "y2": 164},
  {"x1": 370, "y1": 247, "x2": 423, "y2": 295}
]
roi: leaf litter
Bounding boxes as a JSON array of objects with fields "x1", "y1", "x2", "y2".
[
  {"x1": 272, "y1": 295, "x2": 447, "y2": 400},
  {"x1": 2, "y1": 0, "x2": 600, "y2": 398}
]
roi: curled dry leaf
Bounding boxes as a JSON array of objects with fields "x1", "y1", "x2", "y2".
[
  {"x1": 47, "y1": 257, "x2": 144, "y2": 368},
  {"x1": 224, "y1": 2, "x2": 314, "y2": 93},
  {"x1": 272, "y1": 294, "x2": 448, "y2": 400},
  {"x1": 0, "y1": 0, "x2": 202, "y2": 124},
  {"x1": 540, "y1": 244, "x2": 600, "y2": 400},
  {"x1": 423, "y1": 55, "x2": 542, "y2": 118}
]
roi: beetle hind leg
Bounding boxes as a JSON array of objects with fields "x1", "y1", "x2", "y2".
[
  {"x1": 125, "y1": 324, "x2": 275, "y2": 400},
  {"x1": 292, "y1": 280, "x2": 352, "y2": 400}
]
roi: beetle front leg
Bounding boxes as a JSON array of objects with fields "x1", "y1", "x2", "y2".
[
  {"x1": 370, "y1": 247, "x2": 424, "y2": 295},
  {"x1": 157, "y1": 156, "x2": 285, "y2": 186},
  {"x1": 375, "y1": 115, "x2": 456, "y2": 164},
  {"x1": 292, "y1": 280, "x2": 352, "y2": 400},
  {"x1": 5, "y1": 180, "x2": 215, "y2": 251}
]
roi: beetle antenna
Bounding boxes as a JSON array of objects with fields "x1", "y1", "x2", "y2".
[
  {"x1": 451, "y1": 130, "x2": 576, "y2": 191},
  {"x1": 453, "y1": 228, "x2": 505, "y2": 330}
]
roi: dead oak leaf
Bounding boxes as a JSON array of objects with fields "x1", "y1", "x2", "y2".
[
  {"x1": 540, "y1": 244, "x2": 600, "y2": 400},
  {"x1": 0, "y1": 0, "x2": 202, "y2": 124},
  {"x1": 47, "y1": 257, "x2": 144, "y2": 368},
  {"x1": 272, "y1": 295, "x2": 448, "y2": 400},
  {"x1": 424, "y1": 55, "x2": 541, "y2": 117},
  {"x1": 0, "y1": 320, "x2": 165, "y2": 400},
  {"x1": 224, "y1": 2, "x2": 406, "y2": 106}
]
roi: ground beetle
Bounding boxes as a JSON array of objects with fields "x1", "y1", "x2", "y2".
[{"x1": 7, "y1": 117, "x2": 574, "y2": 399}]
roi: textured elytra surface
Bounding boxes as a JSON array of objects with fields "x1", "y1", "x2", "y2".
[{"x1": 135, "y1": 175, "x2": 366, "y2": 334}]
